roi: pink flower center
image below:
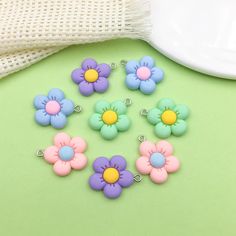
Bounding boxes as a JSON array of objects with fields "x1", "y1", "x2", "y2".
[
  {"x1": 136, "y1": 66, "x2": 151, "y2": 80},
  {"x1": 45, "y1": 100, "x2": 61, "y2": 115}
]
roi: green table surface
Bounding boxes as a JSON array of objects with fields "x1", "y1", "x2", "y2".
[{"x1": 0, "y1": 39, "x2": 236, "y2": 236}]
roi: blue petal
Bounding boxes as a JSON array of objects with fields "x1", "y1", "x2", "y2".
[
  {"x1": 33, "y1": 95, "x2": 48, "y2": 109},
  {"x1": 140, "y1": 79, "x2": 156, "y2": 95},
  {"x1": 125, "y1": 60, "x2": 139, "y2": 74},
  {"x1": 48, "y1": 88, "x2": 65, "y2": 101},
  {"x1": 125, "y1": 73, "x2": 141, "y2": 90},
  {"x1": 140, "y1": 56, "x2": 154, "y2": 68},
  {"x1": 60, "y1": 99, "x2": 74, "y2": 116},
  {"x1": 150, "y1": 67, "x2": 164, "y2": 83},
  {"x1": 35, "y1": 109, "x2": 50, "y2": 126},
  {"x1": 50, "y1": 112, "x2": 67, "y2": 129}
]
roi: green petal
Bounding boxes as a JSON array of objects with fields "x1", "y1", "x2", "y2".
[
  {"x1": 89, "y1": 113, "x2": 103, "y2": 130},
  {"x1": 154, "y1": 122, "x2": 171, "y2": 138},
  {"x1": 174, "y1": 104, "x2": 189, "y2": 120},
  {"x1": 100, "y1": 124, "x2": 118, "y2": 140},
  {"x1": 157, "y1": 98, "x2": 175, "y2": 111},
  {"x1": 147, "y1": 108, "x2": 162, "y2": 125},
  {"x1": 116, "y1": 115, "x2": 131, "y2": 131},
  {"x1": 110, "y1": 100, "x2": 127, "y2": 114},
  {"x1": 95, "y1": 100, "x2": 110, "y2": 114},
  {"x1": 171, "y1": 120, "x2": 187, "y2": 136}
]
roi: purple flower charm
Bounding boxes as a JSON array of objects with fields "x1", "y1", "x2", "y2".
[
  {"x1": 71, "y1": 58, "x2": 111, "y2": 96},
  {"x1": 89, "y1": 155, "x2": 134, "y2": 199}
]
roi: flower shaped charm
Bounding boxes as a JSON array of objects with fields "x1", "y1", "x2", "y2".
[
  {"x1": 89, "y1": 100, "x2": 131, "y2": 140},
  {"x1": 89, "y1": 155, "x2": 134, "y2": 199},
  {"x1": 136, "y1": 140, "x2": 180, "y2": 184},
  {"x1": 145, "y1": 98, "x2": 190, "y2": 138},
  {"x1": 34, "y1": 88, "x2": 75, "y2": 129},
  {"x1": 71, "y1": 58, "x2": 111, "y2": 96},
  {"x1": 125, "y1": 56, "x2": 164, "y2": 95},
  {"x1": 43, "y1": 132, "x2": 88, "y2": 176}
]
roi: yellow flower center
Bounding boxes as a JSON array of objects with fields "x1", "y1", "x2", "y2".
[
  {"x1": 84, "y1": 69, "x2": 99, "y2": 82},
  {"x1": 161, "y1": 110, "x2": 177, "y2": 125},
  {"x1": 102, "y1": 110, "x2": 118, "y2": 125},
  {"x1": 103, "y1": 168, "x2": 120, "y2": 184}
]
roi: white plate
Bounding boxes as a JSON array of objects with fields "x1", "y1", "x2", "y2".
[{"x1": 149, "y1": 0, "x2": 236, "y2": 79}]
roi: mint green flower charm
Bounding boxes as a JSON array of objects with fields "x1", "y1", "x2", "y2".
[
  {"x1": 89, "y1": 99, "x2": 132, "y2": 140},
  {"x1": 141, "y1": 98, "x2": 190, "y2": 138}
]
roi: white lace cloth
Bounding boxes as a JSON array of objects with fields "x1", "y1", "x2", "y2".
[{"x1": 0, "y1": 0, "x2": 150, "y2": 78}]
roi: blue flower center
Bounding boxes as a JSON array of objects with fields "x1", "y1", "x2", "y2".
[
  {"x1": 59, "y1": 146, "x2": 74, "y2": 161},
  {"x1": 150, "y1": 152, "x2": 165, "y2": 168}
]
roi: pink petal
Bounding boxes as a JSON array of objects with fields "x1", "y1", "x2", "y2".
[
  {"x1": 70, "y1": 153, "x2": 88, "y2": 170},
  {"x1": 136, "y1": 156, "x2": 152, "y2": 174},
  {"x1": 70, "y1": 137, "x2": 87, "y2": 153},
  {"x1": 156, "y1": 140, "x2": 173, "y2": 157},
  {"x1": 139, "y1": 141, "x2": 157, "y2": 157},
  {"x1": 165, "y1": 156, "x2": 180, "y2": 173},
  {"x1": 53, "y1": 160, "x2": 71, "y2": 176},
  {"x1": 44, "y1": 146, "x2": 59, "y2": 164},
  {"x1": 54, "y1": 132, "x2": 71, "y2": 147},
  {"x1": 150, "y1": 168, "x2": 168, "y2": 184}
]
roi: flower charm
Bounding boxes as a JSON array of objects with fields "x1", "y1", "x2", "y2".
[
  {"x1": 89, "y1": 155, "x2": 134, "y2": 199},
  {"x1": 89, "y1": 100, "x2": 131, "y2": 140},
  {"x1": 71, "y1": 58, "x2": 111, "y2": 96},
  {"x1": 136, "y1": 140, "x2": 180, "y2": 184},
  {"x1": 34, "y1": 88, "x2": 75, "y2": 129},
  {"x1": 145, "y1": 98, "x2": 190, "y2": 138},
  {"x1": 43, "y1": 132, "x2": 88, "y2": 176},
  {"x1": 125, "y1": 56, "x2": 164, "y2": 95}
]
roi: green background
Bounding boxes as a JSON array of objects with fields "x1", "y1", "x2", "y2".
[{"x1": 0, "y1": 39, "x2": 235, "y2": 236}]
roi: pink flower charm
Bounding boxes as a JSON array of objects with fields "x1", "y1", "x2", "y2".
[
  {"x1": 43, "y1": 132, "x2": 88, "y2": 176},
  {"x1": 136, "y1": 140, "x2": 180, "y2": 184}
]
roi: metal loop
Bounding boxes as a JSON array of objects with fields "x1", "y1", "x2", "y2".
[
  {"x1": 138, "y1": 135, "x2": 146, "y2": 143},
  {"x1": 140, "y1": 109, "x2": 148, "y2": 116},
  {"x1": 110, "y1": 62, "x2": 117, "y2": 70},
  {"x1": 133, "y1": 174, "x2": 142, "y2": 183},
  {"x1": 120, "y1": 60, "x2": 127, "y2": 66},
  {"x1": 74, "y1": 105, "x2": 82, "y2": 113},
  {"x1": 36, "y1": 149, "x2": 44, "y2": 158},
  {"x1": 124, "y1": 98, "x2": 132, "y2": 107}
]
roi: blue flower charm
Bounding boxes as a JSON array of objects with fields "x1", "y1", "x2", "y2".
[
  {"x1": 125, "y1": 56, "x2": 164, "y2": 95},
  {"x1": 33, "y1": 88, "x2": 75, "y2": 129}
]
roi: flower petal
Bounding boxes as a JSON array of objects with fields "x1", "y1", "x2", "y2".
[
  {"x1": 126, "y1": 60, "x2": 139, "y2": 74},
  {"x1": 95, "y1": 100, "x2": 110, "y2": 113},
  {"x1": 150, "y1": 67, "x2": 164, "y2": 83},
  {"x1": 118, "y1": 170, "x2": 134, "y2": 187},
  {"x1": 150, "y1": 168, "x2": 168, "y2": 184},
  {"x1": 174, "y1": 104, "x2": 189, "y2": 120},
  {"x1": 34, "y1": 95, "x2": 48, "y2": 109},
  {"x1": 79, "y1": 81, "x2": 94, "y2": 96},
  {"x1": 147, "y1": 108, "x2": 162, "y2": 125},
  {"x1": 53, "y1": 160, "x2": 71, "y2": 176},
  {"x1": 71, "y1": 68, "x2": 85, "y2": 84},
  {"x1": 125, "y1": 73, "x2": 141, "y2": 90},
  {"x1": 54, "y1": 132, "x2": 71, "y2": 147},
  {"x1": 139, "y1": 141, "x2": 156, "y2": 157},
  {"x1": 156, "y1": 140, "x2": 173, "y2": 157},
  {"x1": 140, "y1": 56, "x2": 154, "y2": 68},
  {"x1": 171, "y1": 120, "x2": 187, "y2": 136},
  {"x1": 140, "y1": 79, "x2": 156, "y2": 95},
  {"x1": 100, "y1": 124, "x2": 118, "y2": 140},
  {"x1": 70, "y1": 136, "x2": 87, "y2": 153},
  {"x1": 50, "y1": 112, "x2": 67, "y2": 129},
  {"x1": 136, "y1": 156, "x2": 152, "y2": 174},
  {"x1": 35, "y1": 109, "x2": 50, "y2": 126},
  {"x1": 97, "y1": 63, "x2": 111, "y2": 78},
  {"x1": 93, "y1": 157, "x2": 110, "y2": 173},
  {"x1": 89, "y1": 113, "x2": 103, "y2": 130},
  {"x1": 110, "y1": 155, "x2": 127, "y2": 171},
  {"x1": 93, "y1": 77, "x2": 109, "y2": 93},
  {"x1": 44, "y1": 146, "x2": 59, "y2": 164},
  {"x1": 60, "y1": 99, "x2": 74, "y2": 116},
  {"x1": 103, "y1": 183, "x2": 122, "y2": 199},
  {"x1": 110, "y1": 100, "x2": 127, "y2": 114},
  {"x1": 165, "y1": 156, "x2": 180, "y2": 173},
  {"x1": 115, "y1": 115, "x2": 130, "y2": 131},
  {"x1": 70, "y1": 153, "x2": 88, "y2": 170},
  {"x1": 157, "y1": 98, "x2": 175, "y2": 111},
  {"x1": 82, "y1": 58, "x2": 97, "y2": 70},
  {"x1": 89, "y1": 173, "x2": 106, "y2": 190},
  {"x1": 48, "y1": 88, "x2": 65, "y2": 101},
  {"x1": 154, "y1": 122, "x2": 171, "y2": 138}
]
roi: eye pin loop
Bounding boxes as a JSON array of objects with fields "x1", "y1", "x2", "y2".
[
  {"x1": 138, "y1": 135, "x2": 146, "y2": 143},
  {"x1": 36, "y1": 149, "x2": 44, "y2": 158},
  {"x1": 124, "y1": 98, "x2": 132, "y2": 107},
  {"x1": 133, "y1": 174, "x2": 142, "y2": 183},
  {"x1": 74, "y1": 105, "x2": 82, "y2": 113},
  {"x1": 140, "y1": 109, "x2": 148, "y2": 116}
]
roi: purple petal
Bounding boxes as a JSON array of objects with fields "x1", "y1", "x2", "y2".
[
  {"x1": 93, "y1": 157, "x2": 110, "y2": 173},
  {"x1": 96, "y1": 63, "x2": 111, "y2": 78},
  {"x1": 82, "y1": 58, "x2": 97, "y2": 70},
  {"x1": 71, "y1": 68, "x2": 85, "y2": 84},
  {"x1": 103, "y1": 183, "x2": 122, "y2": 199},
  {"x1": 93, "y1": 77, "x2": 109, "y2": 93},
  {"x1": 89, "y1": 173, "x2": 106, "y2": 190},
  {"x1": 110, "y1": 155, "x2": 127, "y2": 171},
  {"x1": 118, "y1": 170, "x2": 134, "y2": 187},
  {"x1": 79, "y1": 81, "x2": 94, "y2": 96}
]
